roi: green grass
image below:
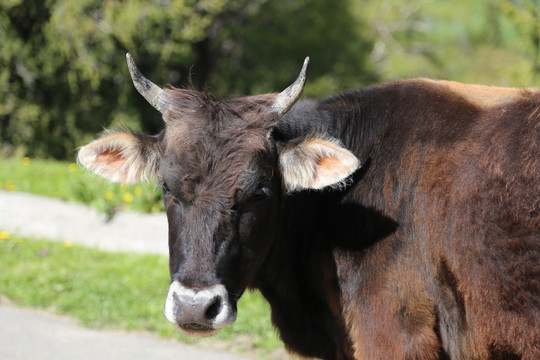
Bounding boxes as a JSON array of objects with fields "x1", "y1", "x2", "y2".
[
  {"x1": 0, "y1": 235, "x2": 285, "y2": 358},
  {"x1": 0, "y1": 157, "x2": 164, "y2": 214}
]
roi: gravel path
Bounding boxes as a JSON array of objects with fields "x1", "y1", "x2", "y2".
[
  {"x1": 0, "y1": 191, "x2": 168, "y2": 254},
  {"x1": 0, "y1": 298, "x2": 249, "y2": 360},
  {"x1": 0, "y1": 190, "x2": 252, "y2": 360}
]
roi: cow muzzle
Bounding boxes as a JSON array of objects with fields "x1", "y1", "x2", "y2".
[{"x1": 163, "y1": 281, "x2": 237, "y2": 336}]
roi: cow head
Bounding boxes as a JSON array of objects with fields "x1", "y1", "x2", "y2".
[{"x1": 78, "y1": 54, "x2": 359, "y2": 336}]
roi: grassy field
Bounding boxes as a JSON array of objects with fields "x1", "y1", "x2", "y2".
[
  {"x1": 0, "y1": 234, "x2": 285, "y2": 358},
  {"x1": 0, "y1": 157, "x2": 287, "y2": 359},
  {"x1": 0, "y1": 157, "x2": 164, "y2": 214}
]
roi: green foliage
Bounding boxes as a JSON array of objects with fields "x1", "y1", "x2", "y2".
[
  {"x1": 0, "y1": 0, "x2": 375, "y2": 160},
  {"x1": 501, "y1": 0, "x2": 540, "y2": 83},
  {"x1": 209, "y1": 0, "x2": 376, "y2": 96},
  {"x1": 0, "y1": 235, "x2": 284, "y2": 357},
  {"x1": 355, "y1": 0, "x2": 540, "y2": 86}
]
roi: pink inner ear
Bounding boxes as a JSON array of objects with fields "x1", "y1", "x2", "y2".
[
  {"x1": 315, "y1": 156, "x2": 343, "y2": 179},
  {"x1": 317, "y1": 156, "x2": 341, "y2": 171},
  {"x1": 96, "y1": 148, "x2": 127, "y2": 173}
]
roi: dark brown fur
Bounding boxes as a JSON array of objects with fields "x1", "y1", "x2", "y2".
[
  {"x1": 312, "y1": 80, "x2": 540, "y2": 359},
  {"x1": 128, "y1": 79, "x2": 539, "y2": 359}
]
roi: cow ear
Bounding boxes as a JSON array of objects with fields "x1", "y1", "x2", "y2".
[
  {"x1": 77, "y1": 130, "x2": 160, "y2": 184},
  {"x1": 279, "y1": 137, "x2": 360, "y2": 192}
]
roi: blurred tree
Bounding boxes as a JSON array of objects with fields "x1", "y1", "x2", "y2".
[
  {"x1": 353, "y1": 0, "x2": 539, "y2": 86},
  {"x1": 209, "y1": 0, "x2": 376, "y2": 96},
  {"x1": 501, "y1": 0, "x2": 540, "y2": 84},
  {"x1": 0, "y1": 0, "x2": 135, "y2": 159},
  {"x1": 355, "y1": 0, "x2": 439, "y2": 76},
  {"x1": 0, "y1": 0, "x2": 375, "y2": 160}
]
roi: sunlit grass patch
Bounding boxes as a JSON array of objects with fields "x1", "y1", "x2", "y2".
[
  {"x1": 0, "y1": 157, "x2": 164, "y2": 214},
  {"x1": 0, "y1": 236, "x2": 284, "y2": 358}
]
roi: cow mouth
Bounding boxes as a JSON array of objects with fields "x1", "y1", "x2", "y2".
[{"x1": 178, "y1": 323, "x2": 220, "y2": 337}]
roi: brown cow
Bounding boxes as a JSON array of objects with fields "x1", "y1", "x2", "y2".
[{"x1": 78, "y1": 54, "x2": 540, "y2": 359}]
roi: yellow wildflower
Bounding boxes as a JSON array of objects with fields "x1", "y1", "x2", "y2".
[
  {"x1": 123, "y1": 193, "x2": 133, "y2": 203},
  {"x1": 6, "y1": 181, "x2": 17, "y2": 192},
  {"x1": 120, "y1": 184, "x2": 128, "y2": 191},
  {"x1": 134, "y1": 186, "x2": 143, "y2": 196},
  {"x1": 0, "y1": 231, "x2": 10, "y2": 240},
  {"x1": 22, "y1": 157, "x2": 31, "y2": 166},
  {"x1": 105, "y1": 191, "x2": 115, "y2": 200},
  {"x1": 68, "y1": 163, "x2": 77, "y2": 172},
  {"x1": 64, "y1": 240, "x2": 73, "y2": 248}
]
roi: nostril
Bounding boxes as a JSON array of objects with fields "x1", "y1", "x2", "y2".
[
  {"x1": 164, "y1": 282, "x2": 235, "y2": 329},
  {"x1": 205, "y1": 297, "x2": 222, "y2": 321}
]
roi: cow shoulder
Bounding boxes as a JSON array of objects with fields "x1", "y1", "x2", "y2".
[{"x1": 417, "y1": 78, "x2": 534, "y2": 109}]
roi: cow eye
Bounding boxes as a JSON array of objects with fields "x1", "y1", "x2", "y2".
[
  {"x1": 253, "y1": 186, "x2": 272, "y2": 201},
  {"x1": 157, "y1": 180, "x2": 170, "y2": 194}
]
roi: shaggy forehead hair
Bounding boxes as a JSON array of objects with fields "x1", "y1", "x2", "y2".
[
  {"x1": 160, "y1": 88, "x2": 277, "y2": 203},
  {"x1": 164, "y1": 88, "x2": 276, "y2": 127}
]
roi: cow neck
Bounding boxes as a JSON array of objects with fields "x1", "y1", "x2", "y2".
[
  {"x1": 250, "y1": 96, "x2": 381, "y2": 359},
  {"x1": 274, "y1": 90, "x2": 395, "y2": 166},
  {"x1": 255, "y1": 90, "x2": 393, "y2": 293},
  {"x1": 254, "y1": 188, "x2": 355, "y2": 359},
  {"x1": 318, "y1": 88, "x2": 397, "y2": 162}
]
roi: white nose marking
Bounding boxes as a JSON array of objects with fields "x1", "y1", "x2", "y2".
[{"x1": 163, "y1": 281, "x2": 236, "y2": 329}]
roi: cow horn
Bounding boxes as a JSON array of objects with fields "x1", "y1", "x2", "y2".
[
  {"x1": 272, "y1": 57, "x2": 310, "y2": 117},
  {"x1": 126, "y1": 53, "x2": 170, "y2": 114}
]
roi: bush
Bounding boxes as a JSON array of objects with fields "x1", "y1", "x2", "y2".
[{"x1": 0, "y1": 0, "x2": 375, "y2": 160}]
